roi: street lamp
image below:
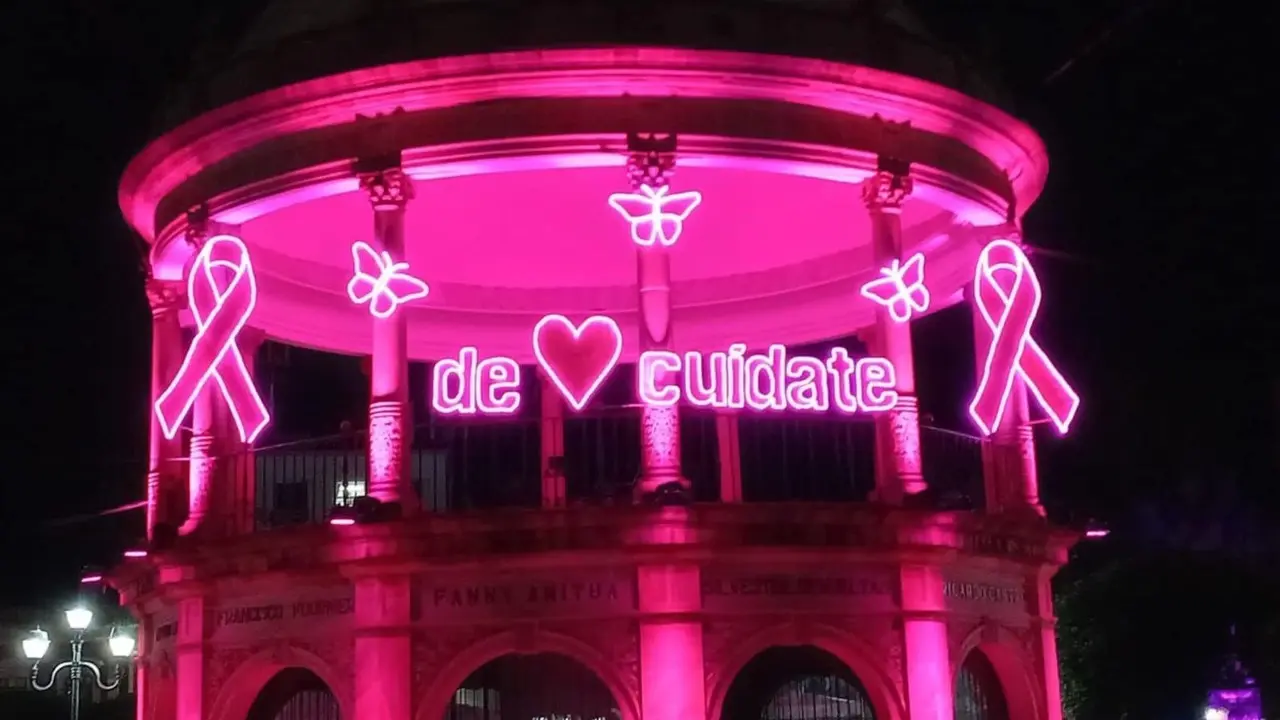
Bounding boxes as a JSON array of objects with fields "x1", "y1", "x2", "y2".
[{"x1": 23, "y1": 606, "x2": 135, "y2": 720}]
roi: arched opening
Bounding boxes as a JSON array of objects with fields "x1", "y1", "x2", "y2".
[
  {"x1": 721, "y1": 646, "x2": 877, "y2": 720},
  {"x1": 245, "y1": 667, "x2": 341, "y2": 720},
  {"x1": 443, "y1": 652, "x2": 620, "y2": 720},
  {"x1": 954, "y1": 651, "x2": 1010, "y2": 720}
]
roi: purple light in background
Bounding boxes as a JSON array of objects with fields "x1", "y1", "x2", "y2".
[
  {"x1": 1208, "y1": 650, "x2": 1263, "y2": 720},
  {"x1": 1206, "y1": 687, "x2": 1261, "y2": 720}
]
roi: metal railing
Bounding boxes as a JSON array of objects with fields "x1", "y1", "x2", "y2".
[{"x1": 244, "y1": 413, "x2": 986, "y2": 530}]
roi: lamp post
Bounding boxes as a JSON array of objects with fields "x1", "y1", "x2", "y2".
[{"x1": 22, "y1": 607, "x2": 136, "y2": 720}]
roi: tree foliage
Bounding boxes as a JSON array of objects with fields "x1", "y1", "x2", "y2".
[{"x1": 1057, "y1": 549, "x2": 1279, "y2": 719}]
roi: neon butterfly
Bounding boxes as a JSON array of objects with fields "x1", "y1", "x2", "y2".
[
  {"x1": 607, "y1": 184, "x2": 703, "y2": 247},
  {"x1": 859, "y1": 252, "x2": 931, "y2": 323},
  {"x1": 346, "y1": 241, "x2": 430, "y2": 319}
]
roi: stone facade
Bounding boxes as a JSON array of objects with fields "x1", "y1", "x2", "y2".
[{"x1": 115, "y1": 506, "x2": 1072, "y2": 720}]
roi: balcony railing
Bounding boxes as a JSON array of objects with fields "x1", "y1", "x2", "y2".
[{"x1": 237, "y1": 410, "x2": 986, "y2": 530}]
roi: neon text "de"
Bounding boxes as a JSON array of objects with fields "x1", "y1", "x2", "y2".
[{"x1": 431, "y1": 348, "x2": 523, "y2": 415}]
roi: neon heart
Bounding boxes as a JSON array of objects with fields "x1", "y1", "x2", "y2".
[{"x1": 533, "y1": 314, "x2": 623, "y2": 411}]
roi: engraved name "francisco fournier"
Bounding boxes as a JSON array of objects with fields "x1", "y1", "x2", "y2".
[{"x1": 216, "y1": 597, "x2": 353, "y2": 627}]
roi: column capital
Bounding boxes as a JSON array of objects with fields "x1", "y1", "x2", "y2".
[
  {"x1": 185, "y1": 204, "x2": 210, "y2": 247},
  {"x1": 237, "y1": 326, "x2": 267, "y2": 354},
  {"x1": 625, "y1": 132, "x2": 678, "y2": 189},
  {"x1": 146, "y1": 277, "x2": 184, "y2": 317},
  {"x1": 359, "y1": 167, "x2": 414, "y2": 210},
  {"x1": 861, "y1": 158, "x2": 913, "y2": 211}
]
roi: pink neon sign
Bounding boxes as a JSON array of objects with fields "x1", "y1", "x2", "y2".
[
  {"x1": 347, "y1": 241, "x2": 430, "y2": 318},
  {"x1": 638, "y1": 345, "x2": 897, "y2": 413},
  {"x1": 968, "y1": 239, "x2": 1080, "y2": 435},
  {"x1": 532, "y1": 314, "x2": 624, "y2": 411},
  {"x1": 154, "y1": 235, "x2": 271, "y2": 443},
  {"x1": 860, "y1": 252, "x2": 930, "y2": 322},
  {"x1": 426, "y1": 315, "x2": 899, "y2": 415},
  {"x1": 431, "y1": 347, "x2": 522, "y2": 415},
  {"x1": 606, "y1": 184, "x2": 703, "y2": 246}
]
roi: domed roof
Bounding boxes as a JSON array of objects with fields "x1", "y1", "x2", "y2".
[{"x1": 163, "y1": 0, "x2": 1006, "y2": 130}]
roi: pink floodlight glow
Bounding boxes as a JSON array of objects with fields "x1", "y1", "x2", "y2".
[
  {"x1": 346, "y1": 241, "x2": 430, "y2": 318},
  {"x1": 532, "y1": 314, "x2": 623, "y2": 411},
  {"x1": 638, "y1": 345, "x2": 899, "y2": 414},
  {"x1": 154, "y1": 235, "x2": 270, "y2": 443},
  {"x1": 607, "y1": 184, "x2": 702, "y2": 246},
  {"x1": 329, "y1": 516, "x2": 356, "y2": 527},
  {"x1": 123, "y1": 549, "x2": 149, "y2": 559},
  {"x1": 968, "y1": 239, "x2": 1080, "y2": 436},
  {"x1": 860, "y1": 252, "x2": 931, "y2": 322},
  {"x1": 431, "y1": 347, "x2": 522, "y2": 415}
]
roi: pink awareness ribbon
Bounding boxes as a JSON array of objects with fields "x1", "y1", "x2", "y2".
[
  {"x1": 968, "y1": 239, "x2": 1080, "y2": 436},
  {"x1": 154, "y1": 235, "x2": 270, "y2": 443}
]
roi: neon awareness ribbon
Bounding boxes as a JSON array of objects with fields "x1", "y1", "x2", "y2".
[
  {"x1": 968, "y1": 239, "x2": 1080, "y2": 436},
  {"x1": 154, "y1": 235, "x2": 270, "y2": 443}
]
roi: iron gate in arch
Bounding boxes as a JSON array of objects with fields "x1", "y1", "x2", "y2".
[
  {"x1": 245, "y1": 668, "x2": 341, "y2": 720},
  {"x1": 721, "y1": 646, "x2": 877, "y2": 720},
  {"x1": 954, "y1": 651, "x2": 1010, "y2": 720},
  {"x1": 444, "y1": 652, "x2": 620, "y2": 720}
]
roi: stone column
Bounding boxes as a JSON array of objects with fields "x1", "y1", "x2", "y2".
[
  {"x1": 218, "y1": 329, "x2": 264, "y2": 534},
  {"x1": 1030, "y1": 568, "x2": 1065, "y2": 720},
  {"x1": 180, "y1": 376, "x2": 217, "y2": 534},
  {"x1": 715, "y1": 411, "x2": 743, "y2": 502},
  {"x1": 629, "y1": 135, "x2": 687, "y2": 500},
  {"x1": 899, "y1": 564, "x2": 954, "y2": 720},
  {"x1": 861, "y1": 159, "x2": 926, "y2": 504},
  {"x1": 540, "y1": 372, "x2": 567, "y2": 508},
  {"x1": 638, "y1": 563, "x2": 706, "y2": 720},
  {"x1": 970, "y1": 293, "x2": 1042, "y2": 514},
  {"x1": 146, "y1": 277, "x2": 185, "y2": 539},
  {"x1": 177, "y1": 215, "x2": 230, "y2": 536},
  {"x1": 354, "y1": 575, "x2": 413, "y2": 720},
  {"x1": 174, "y1": 595, "x2": 205, "y2": 720},
  {"x1": 361, "y1": 166, "x2": 418, "y2": 513},
  {"x1": 134, "y1": 614, "x2": 149, "y2": 720}
]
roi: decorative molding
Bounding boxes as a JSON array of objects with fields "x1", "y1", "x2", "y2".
[{"x1": 359, "y1": 167, "x2": 414, "y2": 211}]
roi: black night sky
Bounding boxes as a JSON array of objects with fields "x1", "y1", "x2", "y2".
[{"x1": 1, "y1": 0, "x2": 1271, "y2": 634}]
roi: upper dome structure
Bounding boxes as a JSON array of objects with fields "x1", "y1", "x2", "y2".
[
  {"x1": 165, "y1": 0, "x2": 1004, "y2": 131},
  {"x1": 124, "y1": 0, "x2": 1045, "y2": 362}
]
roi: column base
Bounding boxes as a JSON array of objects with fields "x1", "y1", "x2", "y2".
[
  {"x1": 634, "y1": 474, "x2": 691, "y2": 505},
  {"x1": 542, "y1": 468, "x2": 567, "y2": 509},
  {"x1": 180, "y1": 434, "x2": 216, "y2": 536},
  {"x1": 368, "y1": 400, "x2": 417, "y2": 513},
  {"x1": 637, "y1": 403, "x2": 687, "y2": 503}
]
